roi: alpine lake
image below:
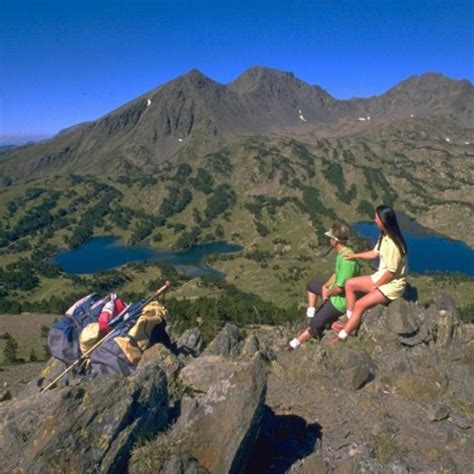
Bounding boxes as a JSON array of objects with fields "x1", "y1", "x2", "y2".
[
  {"x1": 50, "y1": 237, "x2": 243, "y2": 278},
  {"x1": 353, "y1": 213, "x2": 474, "y2": 277},
  {"x1": 51, "y1": 213, "x2": 474, "y2": 278}
]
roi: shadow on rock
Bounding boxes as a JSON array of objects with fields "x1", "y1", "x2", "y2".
[{"x1": 244, "y1": 406, "x2": 322, "y2": 473}]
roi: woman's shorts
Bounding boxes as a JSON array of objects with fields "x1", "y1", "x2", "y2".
[{"x1": 370, "y1": 272, "x2": 406, "y2": 301}]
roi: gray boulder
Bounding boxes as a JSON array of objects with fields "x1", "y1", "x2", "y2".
[
  {"x1": 241, "y1": 333, "x2": 260, "y2": 357},
  {"x1": 0, "y1": 389, "x2": 11, "y2": 402},
  {"x1": 359, "y1": 305, "x2": 402, "y2": 345},
  {"x1": 385, "y1": 299, "x2": 420, "y2": 335},
  {"x1": 362, "y1": 297, "x2": 465, "y2": 350},
  {"x1": 342, "y1": 349, "x2": 376, "y2": 382},
  {"x1": 417, "y1": 305, "x2": 440, "y2": 344},
  {"x1": 290, "y1": 453, "x2": 329, "y2": 473},
  {"x1": 203, "y1": 323, "x2": 245, "y2": 358},
  {"x1": 0, "y1": 358, "x2": 169, "y2": 473},
  {"x1": 179, "y1": 355, "x2": 242, "y2": 392},
  {"x1": 436, "y1": 307, "x2": 464, "y2": 348},
  {"x1": 17, "y1": 358, "x2": 71, "y2": 399},
  {"x1": 427, "y1": 403, "x2": 450, "y2": 421},
  {"x1": 346, "y1": 365, "x2": 372, "y2": 391},
  {"x1": 160, "y1": 453, "x2": 209, "y2": 474},
  {"x1": 168, "y1": 354, "x2": 267, "y2": 473},
  {"x1": 410, "y1": 292, "x2": 463, "y2": 348},
  {"x1": 436, "y1": 293, "x2": 460, "y2": 318},
  {"x1": 139, "y1": 343, "x2": 183, "y2": 384},
  {"x1": 177, "y1": 327, "x2": 205, "y2": 357}
]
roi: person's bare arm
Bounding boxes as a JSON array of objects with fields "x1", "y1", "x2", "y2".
[
  {"x1": 322, "y1": 274, "x2": 335, "y2": 300},
  {"x1": 372, "y1": 270, "x2": 394, "y2": 289},
  {"x1": 325, "y1": 284, "x2": 343, "y2": 298},
  {"x1": 344, "y1": 250, "x2": 378, "y2": 260}
]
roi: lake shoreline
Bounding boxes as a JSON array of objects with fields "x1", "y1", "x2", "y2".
[
  {"x1": 49, "y1": 236, "x2": 244, "y2": 277},
  {"x1": 353, "y1": 216, "x2": 474, "y2": 277}
]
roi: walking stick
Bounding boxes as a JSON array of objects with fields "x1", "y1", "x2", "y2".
[{"x1": 41, "y1": 281, "x2": 171, "y2": 394}]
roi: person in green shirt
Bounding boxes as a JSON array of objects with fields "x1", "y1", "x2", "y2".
[{"x1": 288, "y1": 222, "x2": 359, "y2": 350}]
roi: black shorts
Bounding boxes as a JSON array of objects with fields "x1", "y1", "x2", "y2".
[{"x1": 306, "y1": 278, "x2": 343, "y2": 338}]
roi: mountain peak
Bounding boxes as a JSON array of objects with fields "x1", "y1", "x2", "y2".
[
  {"x1": 229, "y1": 66, "x2": 298, "y2": 94},
  {"x1": 239, "y1": 65, "x2": 296, "y2": 79},
  {"x1": 174, "y1": 68, "x2": 218, "y2": 88},
  {"x1": 183, "y1": 68, "x2": 209, "y2": 80},
  {"x1": 387, "y1": 72, "x2": 471, "y2": 95}
]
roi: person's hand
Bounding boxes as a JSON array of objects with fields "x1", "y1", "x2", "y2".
[
  {"x1": 322, "y1": 285, "x2": 330, "y2": 300},
  {"x1": 344, "y1": 253, "x2": 356, "y2": 260}
]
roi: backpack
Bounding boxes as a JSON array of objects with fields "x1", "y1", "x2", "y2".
[
  {"x1": 90, "y1": 300, "x2": 174, "y2": 376},
  {"x1": 47, "y1": 293, "x2": 111, "y2": 366},
  {"x1": 88, "y1": 299, "x2": 147, "y2": 376}
]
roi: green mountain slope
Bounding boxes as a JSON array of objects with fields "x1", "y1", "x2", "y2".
[{"x1": 0, "y1": 68, "x2": 473, "y2": 316}]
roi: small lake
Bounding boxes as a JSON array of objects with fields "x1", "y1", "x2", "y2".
[
  {"x1": 353, "y1": 214, "x2": 474, "y2": 276},
  {"x1": 50, "y1": 236, "x2": 243, "y2": 278}
]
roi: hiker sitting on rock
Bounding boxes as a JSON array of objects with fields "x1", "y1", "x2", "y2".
[
  {"x1": 331, "y1": 205, "x2": 408, "y2": 343},
  {"x1": 288, "y1": 223, "x2": 359, "y2": 350}
]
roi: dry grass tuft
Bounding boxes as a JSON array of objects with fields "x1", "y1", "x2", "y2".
[{"x1": 393, "y1": 373, "x2": 441, "y2": 402}]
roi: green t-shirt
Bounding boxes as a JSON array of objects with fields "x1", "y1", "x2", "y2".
[{"x1": 329, "y1": 247, "x2": 359, "y2": 312}]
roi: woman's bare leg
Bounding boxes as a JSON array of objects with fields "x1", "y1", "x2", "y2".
[
  {"x1": 343, "y1": 290, "x2": 389, "y2": 335},
  {"x1": 345, "y1": 275, "x2": 376, "y2": 311}
]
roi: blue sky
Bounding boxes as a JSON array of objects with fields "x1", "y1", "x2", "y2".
[{"x1": 1, "y1": 0, "x2": 473, "y2": 141}]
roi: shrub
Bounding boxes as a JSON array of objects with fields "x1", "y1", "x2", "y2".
[
  {"x1": 3, "y1": 332, "x2": 18, "y2": 363},
  {"x1": 40, "y1": 325, "x2": 50, "y2": 338},
  {"x1": 205, "y1": 184, "x2": 236, "y2": 219},
  {"x1": 190, "y1": 168, "x2": 214, "y2": 194},
  {"x1": 255, "y1": 221, "x2": 269, "y2": 237},
  {"x1": 172, "y1": 163, "x2": 193, "y2": 183},
  {"x1": 357, "y1": 199, "x2": 374, "y2": 218},
  {"x1": 159, "y1": 186, "x2": 193, "y2": 218},
  {"x1": 29, "y1": 348, "x2": 38, "y2": 362}
]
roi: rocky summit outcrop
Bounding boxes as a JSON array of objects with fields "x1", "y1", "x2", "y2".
[
  {"x1": 129, "y1": 332, "x2": 268, "y2": 474},
  {"x1": 0, "y1": 356, "x2": 169, "y2": 473},
  {"x1": 260, "y1": 293, "x2": 473, "y2": 473},
  {"x1": 0, "y1": 323, "x2": 268, "y2": 474},
  {"x1": 0, "y1": 294, "x2": 473, "y2": 473},
  {"x1": 169, "y1": 355, "x2": 266, "y2": 473}
]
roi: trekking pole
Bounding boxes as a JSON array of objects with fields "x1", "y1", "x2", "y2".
[
  {"x1": 41, "y1": 281, "x2": 171, "y2": 394},
  {"x1": 106, "y1": 281, "x2": 171, "y2": 329}
]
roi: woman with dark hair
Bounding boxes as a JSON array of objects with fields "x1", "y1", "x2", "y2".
[{"x1": 330, "y1": 205, "x2": 408, "y2": 343}]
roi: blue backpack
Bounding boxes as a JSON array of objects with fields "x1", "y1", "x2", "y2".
[
  {"x1": 47, "y1": 293, "x2": 111, "y2": 366},
  {"x1": 90, "y1": 300, "x2": 174, "y2": 376}
]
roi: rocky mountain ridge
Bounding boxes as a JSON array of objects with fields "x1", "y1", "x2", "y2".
[
  {"x1": 1, "y1": 293, "x2": 472, "y2": 473},
  {"x1": 1, "y1": 67, "x2": 472, "y2": 179}
]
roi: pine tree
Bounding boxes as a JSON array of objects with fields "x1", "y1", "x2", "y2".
[
  {"x1": 43, "y1": 344, "x2": 51, "y2": 359},
  {"x1": 40, "y1": 325, "x2": 49, "y2": 338},
  {"x1": 3, "y1": 332, "x2": 18, "y2": 363},
  {"x1": 29, "y1": 347, "x2": 38, "y2": 362}
]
